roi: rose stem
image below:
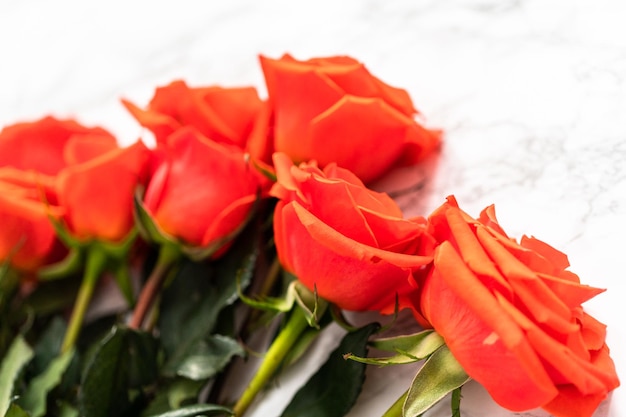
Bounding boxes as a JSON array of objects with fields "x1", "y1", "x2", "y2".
[
  {"x1": 61, "y1": 247, "x2": 107, "y2": 354},
  {"x1": 381, "y1": 390, "x2": 407, "y2": 417},
  {"x1": 232, "y1": 306, "x2": 310, "y2": 416},
  {"x1": 128, "y1": 243, "x2": 179, "y2": 330},
  {"x1": 243, "y1": 256, "x2": 281, "y2": 334},
  {"x1": 257, "y1": 256, "x2": 281, "y2": 297},
  {"x1": 208, "y1": 256, "x2": 282, "y2": 405}
]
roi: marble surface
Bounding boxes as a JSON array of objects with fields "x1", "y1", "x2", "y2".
[{"x1": 1, "y1": 1, "x2": 624, "y2": 416}]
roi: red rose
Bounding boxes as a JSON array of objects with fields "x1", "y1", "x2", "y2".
[
  {"x1": 258, "y1": 54, "x2": 441, "y2": 183},
  {"x1": 0, "y1": 116, "x2": 117, "y2": 175},
  {"x1": 270, "y1": 152, "x2": 435, "y2": 314},
  {"x1": 0, "y1": 116, "x2": 120, "y2": 269},
  {"x1": 419, "y1": 196, "x2": 619, "y2": 417},
  {"x1": 56, "y1": 140, "x2": 150, "y2": 243},
  {"x1": 0, "y1": 169, "x2": 62, "y2": 272},
  {"x1": 122, "y1": 80, "x2": 267, "y2": 157},
  {"x1": 141, "y1": 127, "x2": 268, "y2": 254}
]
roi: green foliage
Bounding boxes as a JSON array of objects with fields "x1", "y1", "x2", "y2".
[
  {"x1": 345, "y1": 329, "x2": 445, "y2": 366},
  {"x1": 403, "y1": 345, "x2": 471, "y2": 417},
  {"x1": 0, "y1": 205, "x2": 469, "y2": 417},
  {"x1": 79, "y1": 326, "x2": 159, "y2": 417},
  {"x1": 281, "y1": 323, "x2": 380, "y2": 417},
  {"x1": 158, "y1": 237, "x2": 256, "y2": 379},
  {"x1": 145, "y1": 403, "x2": 233, "y2": 417},
  {"x1": 0, "y1": 335, "x2": 34, "y2": 416},
  {"x1": 17, "y1": 348, "x2": 74, "y2": 417},
  {"x1": 171, "y1": 334, "x2": 244, "y2": 381},
  {"x1": 5, "y1": 403, "x2": 30, "y2": 417},
  {"x1": 141, "y1": 378, "x2": 206, "y2": 416}
]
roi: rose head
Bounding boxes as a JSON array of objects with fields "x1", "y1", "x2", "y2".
[
  {"x1": 0, "y1": 116, "x2": 120, "y2": 269},
  {"x1": 270, "y1": 152, "x2": 435, "y2": 314},
  {"x1": 56, "y1": 140, "x2": 150, "y2": 243},
  {"x1": 0, "y1": 116, "x2": 117, "y2": 176},
  {"x1": 419, "y1": 196, "x2": 619, "y2": 417},
  {"x1": 122, "y1": 80, "x2": 267, "y2": 156},
  {"x1": 0, "y1": 169, "x2": 62, "y2": 272},
  {"x1": 142, "y1": 127, "x2": 268, "y2": 256},
  {"x1": 258, "y1": 54, "x2": 441, "y2": 183}
]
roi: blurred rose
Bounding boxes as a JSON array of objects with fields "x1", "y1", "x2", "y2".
[
  {"x1": 142, "y1": 127, "x2": 268, "y2": 255},
  {"x1": 270, "y1": 152, "x2": 435, "y2": 314},
  {"x1": 0, "y1": 116, "x2": 119, "y2": 270},
  {"x1": 56, "y1": 140, "x2": 150, "y2": 243},
  {"x1": 257, "y1": 54, "x2": 441, "y2": 183},
  {"x1": 419, "y1": 196, "x2": 619, "y2": 417},
  {"x1": 122, "y1": 80, "x2": 268, "y2": 159},
  {"x1": 0, "y1": 170, "x2": 62, "y2": 272},
  {"x1": 0, "y1": 116, "x2": 117, "y2": 175}
]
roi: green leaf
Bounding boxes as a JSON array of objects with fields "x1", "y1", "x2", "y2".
[
  {"x1": 59, "y1": 406, "x2": 78, "y2": 417},
  {"x1": 30, "y1": 316, "x2": 66, "y2": 376},
  {"x1": 159, "y1": 236, "x2": 257, "y2": 378},
  {"x1": 403, "y1": 345, "x2": 471, "y2": 417},
  {"x1": 57, "y1": 402, "x2": 79, "y2": 417},
  {"x1": 451, "y1": 387, "x2": 462, "y2": 417},
  {"x1": 145, "y1": 403, "x2": 233, "y2": 417},
  {"x1": 79, "y1": 326, "x2": 158, "y2": 417},
  {"x1": 345, "y1": 330, "x2": 445, "y2": 366},
  {"x1": 0, "y1": 335, "x2": 34, "y2": 416},
  {"x1": 174, "y1": 334, "x2": 244, "y2": 381},
  {"x1": 17, "y1": 348, "x2": 74, "y2": 417},
  {"x1": 141, "y1": 378, "x2": 205, "y2": 416},
  {"x1": 281, "y1": 323, "x2": 380, "y2": 417},
  {"x1": 5, "y1": 403, "x2": 30, "y2": 417}
]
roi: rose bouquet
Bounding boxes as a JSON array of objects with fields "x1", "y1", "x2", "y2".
[{"x1": 0, "y1": 53, "x2": 618, "y2": 417}]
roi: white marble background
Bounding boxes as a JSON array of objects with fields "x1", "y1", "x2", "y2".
[{"x1": 0, "y1": 1, "x2": 624, "y2": 416}]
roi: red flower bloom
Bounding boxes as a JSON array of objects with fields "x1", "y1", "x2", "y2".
[
  {"x1": 419, "y1": 196, "x2": 619, "y2": 417},
  {"x1": 56, "y1": 140, "x2": 150, "y2": 243},
  {"x1": 0, "y1": 116, "x2": 116, "y2": 176},
  {"x1": 0, "y1": 116, "x2": 120, "y2": 269},
  {"x1": 122, "y1": 80, "x2": 267, "y2": 158},
  {"x1": 142, "y1": 127, "x2": 268, "y2": 254},
  {"x1": 271, "y1": 152, "x2": 435, "y2": 314},
  {"x1": 257, "y1": 54, "x2": 441, "y2": 183},
  {"x1": 0, "y1": 170, "x2": 62, "y2": 272}
]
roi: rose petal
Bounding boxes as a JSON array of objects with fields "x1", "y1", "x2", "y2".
[
  {"x1": 122, "y1": 98, "x2": 180, "y2": 144},
  {"x1": 0, "y1": 116, "x2": 115, "y2": 175},
  {"x1": 146, "y1": 128, "x2": 263, "y2": 247},
  {"x1": 422, "y1": 243, "x2": 558, "y2": 410},
  {"x1": 63, "y1": 134, "x2": 119, "y2": 165},
  {"x1": 308, "y1": 96, "x2": 412, "y2": 183},
  {"x1": 277, "y1": 201, "x2": 431, "y2": 313},
  {"x1": 57, "y1": 141, "x2": 149, "y2": 242},
  {"x1": 0, "y1": 188, "x2": 61, "y2": 271}
]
